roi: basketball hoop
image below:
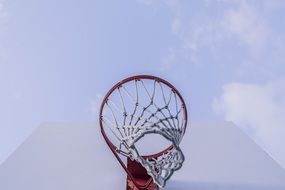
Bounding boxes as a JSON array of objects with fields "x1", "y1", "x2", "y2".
[{"x1": 99, "y1": 75, "x2": 188, "y2": 190}]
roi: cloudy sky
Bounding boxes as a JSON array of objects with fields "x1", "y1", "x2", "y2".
[{"x1": 0, "y1": 0, "x2": 285, "y2": 170}]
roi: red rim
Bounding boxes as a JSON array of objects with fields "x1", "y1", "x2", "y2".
[{"x1": 99, "y1": 75, "x2": 188, "y2": 189}]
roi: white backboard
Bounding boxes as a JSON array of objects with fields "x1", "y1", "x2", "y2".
[{"x1": 0, "y1": 122, "x2": 285, "y2": 190}]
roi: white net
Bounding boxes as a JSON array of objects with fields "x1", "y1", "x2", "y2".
[{"x1": 101, "y1": 77, "x2": 187, "y2": 187}]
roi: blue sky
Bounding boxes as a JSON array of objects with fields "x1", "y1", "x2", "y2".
[{"x1": 0, "y1": 0, "x2": 285, "y2": 170}]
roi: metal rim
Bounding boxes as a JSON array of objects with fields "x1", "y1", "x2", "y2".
[{"x1": 99, "y1": 75, "x2": 188, "y2": 189}]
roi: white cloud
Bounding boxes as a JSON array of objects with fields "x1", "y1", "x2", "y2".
[
  {"x1": 223, "y1": 1, "x2": 269, "y2": 54},
  {"x1": 136, "y1": 0, "x2": 284, "y2": 69},
  {"x1": 158, "y1": 0, "x2": 274, "y2": 67},
  {"x1": 213, "y1": 80, "x2": 285, "y2": 169},
  {"x1": 187, "y1": 1, "x2": 268, "y2": 54}
]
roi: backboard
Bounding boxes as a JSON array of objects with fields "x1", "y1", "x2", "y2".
[{"x1": 0, "y1": 122, "x2": 285, "y2": 190}]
